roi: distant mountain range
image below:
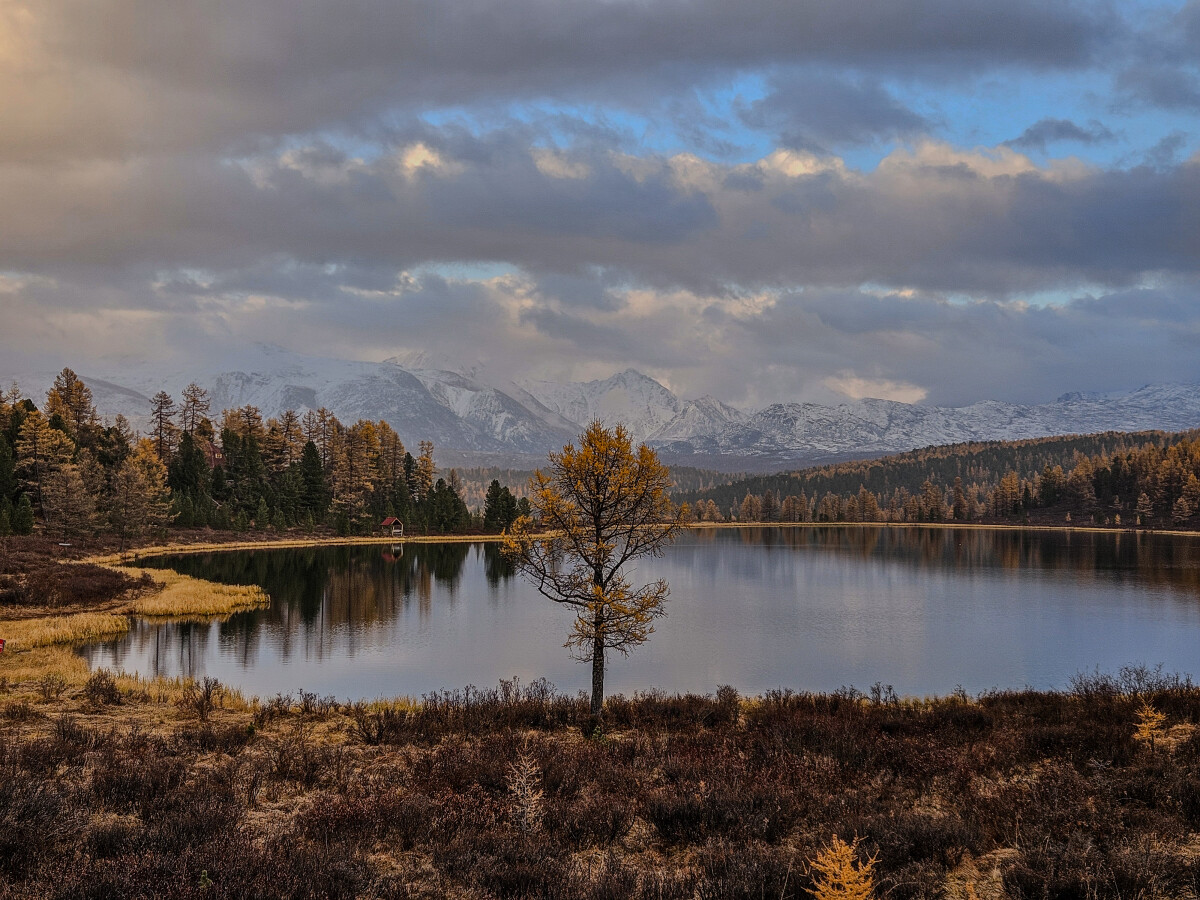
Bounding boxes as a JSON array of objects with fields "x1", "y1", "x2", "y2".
[{"x1": 7, "y1": 346, "x2": 1200, "y2": 470}]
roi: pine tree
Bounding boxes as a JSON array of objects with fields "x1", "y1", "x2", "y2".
[
  {"x1": 108, "y1": 441, "x2": 172, "y2": 550},
  {"x1": 41, "y1": 463, "x2": 96, "y2": 537},
  {"x1": 16, "y1": 412, "x2": 75, "y2": 515},
  {"x1": 413, "y1": 440, "x2": 436, "y2": 502},
  {"x1": 299, "y1": 441, "x2": 330, "y2": 517},
  {"x1": 0, "y1": 497, "x2": 11, "y2": 536},
  {"x1": 952, "y1": 477, "x2": 969, "y2": 520},
  {"x1": 1172, "y1": 496, "x2": 1193, "y2": 524},
  {"x1": 807, "y1": 834, "x2": 876, "y2": 900},
  {"x1": 168, "y1": 431, "x2": 211, "y2": 500},
  {"x1": 1137, "y1": 492, "x2": 1155, "y2": 524},
  {"x1": 0, "y1": 434, "x2": 15, "y2": 502},
  {"x1": 502, "y1": 422, "x2": 686, "y2": 721},
  {"x1": 483, "y1": 479, "x2": 518, "y2": 531}
]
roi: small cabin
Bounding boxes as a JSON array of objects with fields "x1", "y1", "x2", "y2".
[{"x1": 381, "y1": 516, "x2": 404, "y2": 537}]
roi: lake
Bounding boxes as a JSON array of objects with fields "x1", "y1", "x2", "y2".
[{"x1": 81, "y1": 526, "x2": 1200, "y2": 700}]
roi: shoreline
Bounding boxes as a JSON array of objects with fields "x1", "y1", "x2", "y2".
[{"x1": 91, "y1": 518, "x2": 1200, "y2": 565}]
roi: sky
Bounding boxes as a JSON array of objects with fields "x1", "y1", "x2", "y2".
[{"x1": 2, "y1": 0, "x2": 1200, "y2": 408}]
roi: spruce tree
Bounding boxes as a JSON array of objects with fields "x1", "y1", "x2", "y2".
[
  {"x1": 299, "y1": 441, "x2": 329, "y2": 517},
  {"x1": 13, "y1": 494, "x2": 34, "y2": 534},
  {"x1": 254, "y1": 497, "x2": 270, "y2": 529},
  {"x1": 0, "y1": 435, "x2": 15, "y2": 501},
  {"x1": 168, "y1": 432, "x2": 210, "y2": 499},
  {"x1": 483, "y1": 479, "x2": 505, "y2": 531}
]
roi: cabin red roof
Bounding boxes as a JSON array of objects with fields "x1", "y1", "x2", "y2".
[{"x1": 381, "y1": 517, "x2": 401, "y2": 526}]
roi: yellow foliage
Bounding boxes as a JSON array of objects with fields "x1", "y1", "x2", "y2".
[
  {"x1": 1134, "y1": 699, "x2": 1167, "y2": 748},
  {"x1": 503, "y1": 421, "x2": 686, "y2": 715},
  {"x1": 807, "y1": 835, "x2": 877, "y2": 900}
]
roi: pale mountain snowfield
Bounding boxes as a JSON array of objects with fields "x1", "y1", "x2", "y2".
[
  {"x1": 518, "y1": 369, "x2": 683, "y2": 445},
  {"x1": 5, "y1": 346, "x2": 1199, "y2": 465}
]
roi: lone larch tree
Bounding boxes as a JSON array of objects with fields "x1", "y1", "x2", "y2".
[{"x1": 503, "y1": 421, "x2": 687, "y2": 723}]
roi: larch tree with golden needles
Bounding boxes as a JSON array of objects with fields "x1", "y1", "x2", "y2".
[
  {"x1": 503, "y1": 421, "x2": 687, "y2": 722},
  {"x1": 807, "y1": 834, "x2": 877, "y2": 900}
]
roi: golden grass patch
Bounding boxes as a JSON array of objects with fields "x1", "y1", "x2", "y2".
[
  {"x1": 0, "y1": 612, "x2": 130, "y2": 652},
  {"x1": 0, "y1": 645, "x2": 91, "y2": 685},
  {"x1": 124, "y1": 567, "x2": 269, "y2": 618}
]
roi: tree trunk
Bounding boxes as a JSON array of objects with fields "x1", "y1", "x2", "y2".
[{"x1": 590, "y1": 619, "x2": 604, "y2": 719}]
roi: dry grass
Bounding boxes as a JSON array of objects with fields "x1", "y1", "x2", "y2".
[
  {"x1": 0, "y1": 562, "x2": 268, "y2": 686},
  {"x1": 0, "y1": 612, "x2": 130, "y2": 651},
  {"x1": 88, "y1": 532, "x2": 490, "y2": 566},
  {"x1": 122, "y1": 567, "x2": 269, "y2": 618},
  {"x1": 0, "y1": 645, "x2": 90, "y2": 686}
]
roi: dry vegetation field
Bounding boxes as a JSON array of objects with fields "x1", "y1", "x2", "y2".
[{"x1": 2, "y1": 670, "x2": 1200, "y2": 898}]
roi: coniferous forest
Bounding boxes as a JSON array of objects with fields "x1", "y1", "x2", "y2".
[
  {"x1": 680, "y1": 430, "x2": 1200, "y2": 529},
  {"x1": 0, "y1": 368, "x2": 530, "y2": 544}
]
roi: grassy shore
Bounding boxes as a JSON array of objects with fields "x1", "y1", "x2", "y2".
[{"x1": 1, "y1": 536, "x2": 269, "y2": 682}]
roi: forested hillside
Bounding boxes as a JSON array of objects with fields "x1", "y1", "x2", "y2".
[{"x1": 679, "y1": 430, "x2": 1200, "y2": 527}]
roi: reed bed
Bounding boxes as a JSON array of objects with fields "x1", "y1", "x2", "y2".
[
  {"x1": 0, "y1": 645, "x2": 90, "y2": 686},
  {"x1": 0, "y1": 611, "x2": 130, "y2": 651},
  {"x1": 123, "y1": 567, "x2": 269, "y2": 618},
  {"x1": 89, "y1": 532, "x2": 489, "y2": 566}
]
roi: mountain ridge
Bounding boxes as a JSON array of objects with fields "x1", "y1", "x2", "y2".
[{"x1": 5, "y1": 349, "x2": 1199, "y2": 468}]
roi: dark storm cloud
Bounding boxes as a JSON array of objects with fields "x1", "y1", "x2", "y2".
[{"x1": 1005, "y1": 118, "x2": 1116, "y2": 152}]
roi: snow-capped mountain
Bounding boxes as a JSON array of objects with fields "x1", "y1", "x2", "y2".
[
  {"x1": 519, "y1": 369, "x2": 683, "y2": 445},
  {"x1": 5, "y1": 347, "x2": 1199, "y2": 467}
]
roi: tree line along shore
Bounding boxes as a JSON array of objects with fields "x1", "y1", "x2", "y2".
[
  {"x1": 0, "y1": 369, "x2": 530, "y2": 547},
  {"x1": 682, "y1": 429, "x2": 1200, "y2": 530},
  {"x1": 2, "y1": 369, "x2": 1199, "y2": 545}
]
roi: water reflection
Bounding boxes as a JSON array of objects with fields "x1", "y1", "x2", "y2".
[{"x1": 83, "y1": 527, "x2": 1200, "y2": 700}]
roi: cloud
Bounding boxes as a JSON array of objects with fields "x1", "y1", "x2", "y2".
[
  {"x1": 823, "y1": 373, "x2": 929, "y2": 404},
  {"x1": 1005, "y1": 118, "x2": 1116, "y2": 152},
  {"x1": 739, "y1": 75, "x2": 929, "y2": 150},
  {"x1": 2, "y1": 0, "x2": 1197, "y2": 415},
  {"x1": 5, "y1": 258, "x2": 1200, "y2": 412},
  {"x1": 0, "y1": 0, "x2": 1118, "y2": 163},
  {"x1": 10, "y1": 136, "x2": 1200, "y2": 302}
]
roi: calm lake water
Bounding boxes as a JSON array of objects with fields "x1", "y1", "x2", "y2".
[{"x1": 81, "y1": 527, "x2": 1200, "y2": 700}]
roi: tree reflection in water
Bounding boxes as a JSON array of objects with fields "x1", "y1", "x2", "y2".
[{"x1": 82, "y1": 528, "x2": 1200, "y2": 698}]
